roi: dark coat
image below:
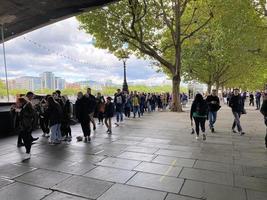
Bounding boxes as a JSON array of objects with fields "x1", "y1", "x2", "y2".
[
  {"x1": 75, "y1": 96, "x2": 89, "y2": 121},
  {"x1": 46, "y1": 103, "x2": 63, "y2": 127},
  {"x1": 84, "y1": 94, "x2": 97, "y2": 114},
  {"x1": 18, "y1": 102, "x2": 35, "y2": 132},
  {"x1": 104, "y1": 102, "x2": 115, "y2": 118},
  {"x1": 260, "y1": 100, "x2": 267, "y2": 116},
  {"x1": 229, "y1": 95, "x2": 244, "y2": 113},
  {"x1": 190, "y1": 100, "x2": 208, "y2": 120}
]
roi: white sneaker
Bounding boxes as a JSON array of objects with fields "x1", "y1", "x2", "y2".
[
  {"x1": 22, "y1": 153, "x2": 31, "y2": 161},
  {"x1": 195, "y1": 136, "x2": 199, "y2": 140}
]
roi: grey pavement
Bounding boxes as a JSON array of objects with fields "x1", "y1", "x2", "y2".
[{"x1": 0, "y1": 105, "x2": 267, "y2": 200}]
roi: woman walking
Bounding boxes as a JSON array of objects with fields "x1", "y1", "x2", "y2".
[
  {"x1": 46, "y1": 96, "x2": 63, "y2": 144},
  {"x1": 61, "y1": 96, "x2": 72, "y2": 141},
  {"x1": 190, "y1": 93, "x2": 208, "y2": 140},
  {"x1": 96, "y1": 92, "x2": 105, "y2": 125}
]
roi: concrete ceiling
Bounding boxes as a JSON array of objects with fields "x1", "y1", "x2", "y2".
[{"x1": 0, "y1": 0, "x2": 116, "y2": 42}]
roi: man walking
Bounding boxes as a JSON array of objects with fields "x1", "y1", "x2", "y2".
[
  {"x1": 229, "y1": 89, "x2": 245, "y2": 135},
  {"x1": 114, "y1": 89, "x2": 125, "y2": 126},
  {"x1": 206, "y1": 89, "x2": 220, "y2": 133},
  {"x1": 256, "y1": 91, "x2": 262, "y2": 110}
]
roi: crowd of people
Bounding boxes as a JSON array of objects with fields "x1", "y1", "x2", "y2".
[
  {"x1": 190, "y1": 89, "x2": 267, "y2": 148},
  {"x1": 11, "y1": 87, "x2": 267, "y2": 161},
  {"x1": 11, "y1": 88, "x2": 173, "y2": 161}
]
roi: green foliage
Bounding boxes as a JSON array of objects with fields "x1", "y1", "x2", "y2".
[{"x1": 181, "y1": 0, "x2": 267, "y2": 90}]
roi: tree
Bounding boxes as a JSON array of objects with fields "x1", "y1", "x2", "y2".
[
  {"x1": 181, "y1": 0, "x2": 267, "y2": 92},
  {"x1": 77, "y1": 0, "x2": 213, "y2": 111}
]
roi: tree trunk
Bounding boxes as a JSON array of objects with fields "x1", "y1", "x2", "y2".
[
  {"x1": 171, "y1": 74, "x2": 182, "y2": 112},
  {"x1": 207, "y1": 83, "x2": 212, "y2": 94},
  {"x1": 215, "y1": 81, "x2": 219, "y2": 92}
]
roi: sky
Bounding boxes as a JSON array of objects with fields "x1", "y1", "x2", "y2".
[{"x1": 0, "y1": 17, "x2": 170, "y2": 85}]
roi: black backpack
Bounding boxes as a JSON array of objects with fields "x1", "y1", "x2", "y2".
[{"x1": 196, "y1": 101, "x2": 208, "y2": 116}]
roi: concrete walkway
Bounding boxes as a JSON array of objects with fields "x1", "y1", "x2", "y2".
[{"x1": 0, "y1": 105, "x2": 267, "y2": 200}]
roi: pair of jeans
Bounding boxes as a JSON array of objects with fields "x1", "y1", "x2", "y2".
[
  {"x1": 256, "y1": 98, "x2": 261, "y2": 109},
  {"x1": 116, "y1": 111, "x2": 123, "y2": 122},
  {"x1": 193, "y1": 117, "x2": 206, "y2": 136},
  {"x1": 133, "y1": 106, "x2": 140, "y2": 118},
  {"x1": 50, "y1": 124, "x2": 62, "y2": 142},
  {"x1": 208, "y1": 111, "x2": 217, "y2": 128},
  {"x1": 232, "y1": 112, "x2": 242, "y2": 132}
]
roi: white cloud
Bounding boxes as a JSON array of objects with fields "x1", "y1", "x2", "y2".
[{"x1": 0, "y1": 17, "x2": 169, "y2": 85}]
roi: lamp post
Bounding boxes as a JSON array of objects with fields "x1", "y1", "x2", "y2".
[
  {"x1": 1, "y1": 24, "x2": 9, "y2": 102},
  {"x1": 122, "y1": 55, "x2": 129, "y2": 93}
]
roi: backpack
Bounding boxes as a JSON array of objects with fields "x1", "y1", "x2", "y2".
[
  {"x1": 196, "y1": 101, "x2": 208, "y2": 116},
  {"x1": 116, "y1": 95, "x2": 123, "y2": 104}
]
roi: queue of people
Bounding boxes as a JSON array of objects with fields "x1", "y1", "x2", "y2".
[{"x1": 12, "y1": 88, "x2": 173, "y2": 161}]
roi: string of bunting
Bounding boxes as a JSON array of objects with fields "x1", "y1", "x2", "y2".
[{"x1": 22, "y1": 36, "x2": 112, "y2": 71}]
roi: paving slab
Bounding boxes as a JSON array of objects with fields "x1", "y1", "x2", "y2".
[
  {"x1": 117, "y1": 151, "x2": 156, "y2": 162},
  {"x1": 43, "y1": 191, "x2": 89, "y2": 200},
  {"x1": 152, "y1": 155, "x2": 195, "y2": 167},
  {"x1": 52, "y1": 175, "x2": 113, "y2": 199},
  {"x1": 179, "y1": 167, "x2": 234, "y2": 186},
  {"x1": 0, "y1": 164, "x2": 36, "y2": 179},
  {"x1": 234, "y1": 175, "x2": 267, "y2": 192},
  {"x1": 98, "y1": 184, "x2": 166, "y2": 200},
  {"x1": 125, "y1": 146, "x2": 159, "y2": 154},
  {"x1": 97, "y1": 157, "x2": 141, "y2": 170},
  {"x1": 84, "y1": 166, "x2": 136, "y2": 183},
  {"x1": 180, "y1": 180, "x2": 246, "y2": 200},
  {"x1": 15, "y1": 168, "x2": 71, "y2": 189},
  {"x1": 0, "y1": 178, "x2": 14, "y2": 189},
  {"x1": 127, "y1": 172, "x2": 184, "y2": 193},
  {"x1": 0, "y1": 182, "x2": 51, "y2": 200},
  {"x1": 243, "y1": 166, "x2": 267, "y2": 179},
  {"x1": 194, "y1": 160, "x2": 243, "y2": 174},
  {"x1": 165, "y1": 193, "x2": 199, "y2": 200},
  {"x1": 134, "y1": 162, "x2": 182, "y2": 177},
  {"x1": 247, "y1": 189, "x2": 267, "y2": 200}
]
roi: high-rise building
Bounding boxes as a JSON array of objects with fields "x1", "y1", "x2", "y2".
[
  {"x1": 40, "y1": 72, "x2": 55, "y2": 90},
  {"x1": 55, "y1": 77, "x2": 66, "y2": 90}
]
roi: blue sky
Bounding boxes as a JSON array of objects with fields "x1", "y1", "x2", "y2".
[{"x1": 0, "y1": 17, "x2": 170, "y2": 85}]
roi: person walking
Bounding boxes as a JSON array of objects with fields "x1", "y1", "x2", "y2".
[
  {"x1": 85, "y1": 88, "x2": 97, "y2": 131},
  {"x1": 61, "y1": 96, "x2": 72, "y2": 141},
  {"x1": 96, "y1": 92, "x2": 105, "y2": 125},
  {"x1": 46, "y1": 96, "x2": 63, "y2": 144},
  {"x1": 206, "y1": 89, "x2": 220, "y2": 133},
  {"x1": 76, "y1": 92, "x2": 91, "y2": 142},
  {"x1": 190, "y1": 93, "x2": 208, "y2": 140},
  {"x1": 260, "y1": 93, "x2": 267, "y2": 148},
  {"x1": 124, "y1": 93, "x2": 132, "y2": 118},
  {"x1": 229, "y1": 89, "x2": 245, "y2": 135},
  {"x1": 104, "y1": 97, "x2": 115, "y2": 134},
  {"x1": 249, "y1": 92, "x2": 255, "y2": 106},
  {"x1": 256, "y1": 91, "x2": 262, "y2": 110},
  {"x1": 132, "y1": 91, "x2": 140, "y2": 118},
  {"x1": 16, "y1": 98, "x2": 35, "y2": 161},
  {"x1": 114, "y1": 89, "x2": 125, "y2": 126}
]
